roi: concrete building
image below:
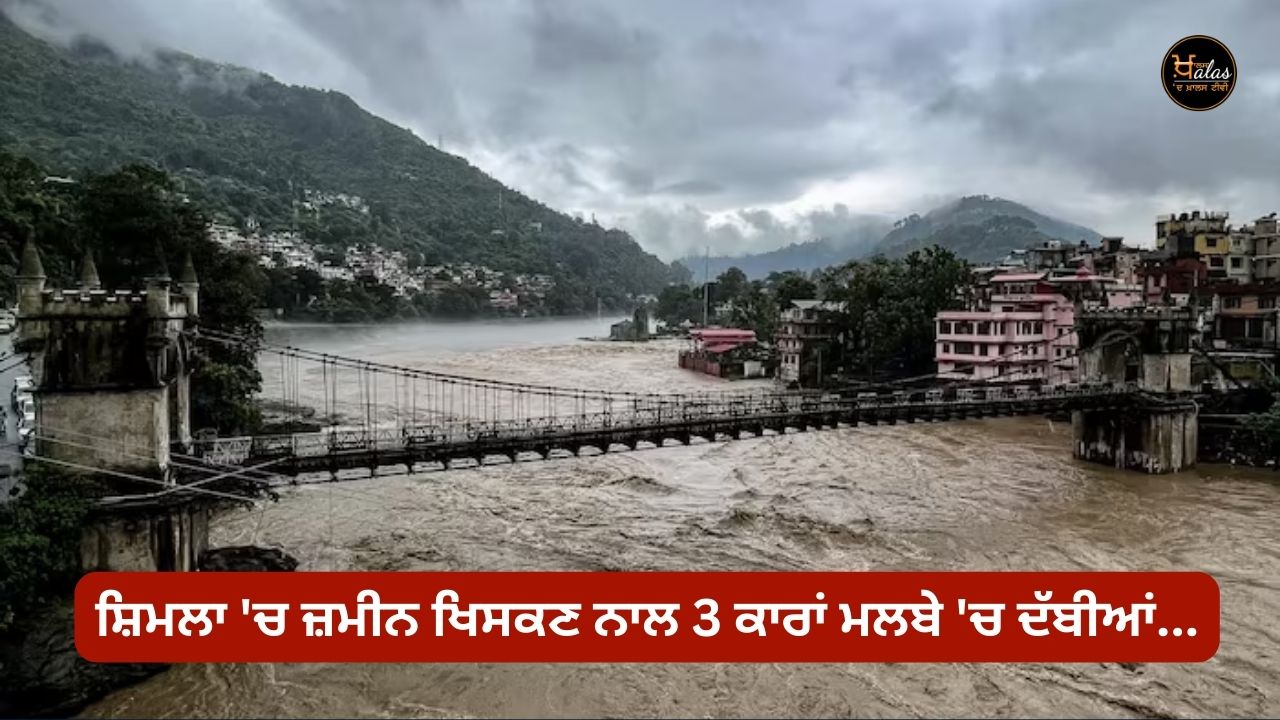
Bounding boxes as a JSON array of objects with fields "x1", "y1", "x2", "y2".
[
  {"x1": 488, "y1": 289, "x2": 519, "y2": 311},
  {"x1": 776, "y1": 299, "x2": 846, "y2": 386},
  {"x1": 1139, "y1": 256, "x2": 1207, "y2": 307},
  {"x1": 1212, "y1": 283, "x2": 1280, "y2": 349},
  {"x1": 1082, "y1": 236, "x2": 1143, "y2": 285},
  {"x1": 1226, "y1": 226, "x2": 1255, "y2": 283},
  {"x1": 1155, "y1": 210, "x2": 1230, "y2": 257},
  {"x1": 935, "y1": 271, "x2": 1092, "y2": 385},
  {"x1": 1252, "y1": 214, "x2": 1280, "y2": 282},
  {"x1": 1025, "y1": 240, "x2": 1074, "y2": 270}
]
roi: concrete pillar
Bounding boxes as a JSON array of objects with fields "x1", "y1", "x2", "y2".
[
  {"x1": 80, "y1": 502, "x2": 211, "y2": 572},
  {"x1": 1072, "y1": 404, "x2": 1198, "y2": 473}
]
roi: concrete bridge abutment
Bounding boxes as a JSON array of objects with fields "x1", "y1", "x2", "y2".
[{"x1": 1071, "y1": 308, "x2": 1198, "y2": 474}]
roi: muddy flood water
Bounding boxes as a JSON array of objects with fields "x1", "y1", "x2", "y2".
[{"x1": 83, "y1": 318, "x2": 1279, "y2": 718}]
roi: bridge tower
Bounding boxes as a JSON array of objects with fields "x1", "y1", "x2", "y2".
[
  {"x1": 14, "y1": 241, "x2": 199, "y2": 481},
  {"x1": 1071, "y1": 307, "x2": 1198, "y2": 473}
]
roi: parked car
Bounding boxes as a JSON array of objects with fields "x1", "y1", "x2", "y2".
[
  {"x1": 18, "y1": 409, "x2": 35, "y2": 430},
  {"x1": 11, "y1": 376, "x2": 32, "y2": 410}
]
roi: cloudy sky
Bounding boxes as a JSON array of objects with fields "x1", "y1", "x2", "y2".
[{"x1": 4, "y1": 0, "x2": 1279, "y2": 260}]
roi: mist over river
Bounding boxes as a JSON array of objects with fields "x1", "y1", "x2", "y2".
[{"x1": 84, "y1": 317, "x2": 1279, "y2": 718}]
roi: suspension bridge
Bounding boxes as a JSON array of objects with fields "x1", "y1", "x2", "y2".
[
  {"x1": 7, "y1": 242, "x2": 1202, "y2": 513},
  {"x1": 179, "y1": 327, "x2": 1142, "y2": 479},
  {"x1": 0, "y1": 245, "x2": 1209, "y2": 576}
]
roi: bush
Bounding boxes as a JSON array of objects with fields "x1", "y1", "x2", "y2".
[{"x1": 0, "y1": 469, "x2": 101, "y2": 633}]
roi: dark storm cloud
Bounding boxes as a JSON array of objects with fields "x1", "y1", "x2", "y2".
[
  {"x1": 526, "y1": 1, "x2": 662, "y2": 74},
  {"x1": 4, "y1": 0, "x2": 1277, "y2": 258}
]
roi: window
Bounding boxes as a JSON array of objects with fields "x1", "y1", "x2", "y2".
[
  {"x1": 1261, "y1": 297, "x2": 1277, "y2": 309},
  {"x1": 977, "y1": 321, "x2": 991, "y2": 335},
  {"x1": 1206, "y1": 236, "x2": 1220, "y2": 248},
  {"x1": 1209, "y1": 256, "x2": 1224, "y2": 267},
  {"x1": 1231, "y1": 257, "x2": 1243, "y2": 269},
  {"x1": 939, "y1": 321, "x2": 951, "y2": 334},
  {"x1": 979, "y1": 345, "x2": 989, "y2": 356},
  {"x1": 1223, "y1": 297, "x2": 1241, "y2": 309},
  {"x1": 942, "y1": 343, "x2": 951, "y2": 354},
  {"x1": 954, "y1": 342, "x2": 975, "y2": 355}
]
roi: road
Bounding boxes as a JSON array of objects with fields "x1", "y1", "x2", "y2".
[{"x1": 0, "y1": 332, "x2": 26, "y2": 499}]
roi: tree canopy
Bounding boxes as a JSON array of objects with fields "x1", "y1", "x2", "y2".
[{"x1": 0, "y1": 152, "x2": 264, "y2": 435}]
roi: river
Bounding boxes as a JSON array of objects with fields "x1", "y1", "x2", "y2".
[{"x1": 83, "y1": 317, "x2": 1279, "y2": 718}]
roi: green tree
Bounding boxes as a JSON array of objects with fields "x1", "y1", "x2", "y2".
[
  {"x1": 766, "y1": 271, "x2": 818, "y2": 308},
  {"x1": 0, "y1": 469, "x2": 102, "y2": 632},
  {"x1": 656, "y1": 284, "x2": 702, "y2": 327},
  {"x1": 0, "y1": 152, "x2": 266, "y2": 435},
  {"x1": 714, "y1": 267, "x2": 749, "y2": 304},
  {"x1": 820, "y1": 246, "x2": 969, "y2": 379}
]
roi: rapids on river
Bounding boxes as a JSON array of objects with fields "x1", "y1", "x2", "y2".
[{"x1": 83, "y1": 318, "x2": 1279, "y2": 718}]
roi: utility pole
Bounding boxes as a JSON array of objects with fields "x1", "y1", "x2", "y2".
[{"x1": 702, "y1": 245, "x2": 710, "y2": 327}]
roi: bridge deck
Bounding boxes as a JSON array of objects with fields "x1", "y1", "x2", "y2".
[{"x1": 190, "y1": 385, "x2": 1152, "y2": 478}]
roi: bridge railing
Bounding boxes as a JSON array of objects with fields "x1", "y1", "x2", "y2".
[{"x1": 191, "y1": 382, "x2": 1137, "y2": 466}]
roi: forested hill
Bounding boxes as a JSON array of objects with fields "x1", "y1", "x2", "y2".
[
  {"x1": 870, "y1": 195, "x2": 1101, "y2": 262},
  {"x1": 0, "y1": 14, "x2": 682, "y2": 308}
]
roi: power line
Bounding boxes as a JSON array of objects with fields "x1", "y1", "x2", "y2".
[{"x1": 1, "y1": 447, "x2": 258, "y2": 505}]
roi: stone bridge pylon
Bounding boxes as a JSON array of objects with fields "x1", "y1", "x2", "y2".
[{"x1": 1072, "y1": 307, "x2": 1198, "y2": 473}]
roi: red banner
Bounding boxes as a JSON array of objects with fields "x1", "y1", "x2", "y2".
[{"x1": 74, "y1": 571, "x2": 1218, "y2": 663}]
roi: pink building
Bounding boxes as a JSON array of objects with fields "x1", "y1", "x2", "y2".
[
  {"x1": 935, "y1": 268, "x2": 1138, "y2": 385},
  {"x1": 935, "y1": 271, "x2": 1080, "y2": 385},
  {"x1": 678, "y1": 328, "x2": 766, "y2": 379}
]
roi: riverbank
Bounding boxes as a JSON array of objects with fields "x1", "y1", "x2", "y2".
[{"x1": 80, "y1": 324, "x2": 1280, "y2": 718}]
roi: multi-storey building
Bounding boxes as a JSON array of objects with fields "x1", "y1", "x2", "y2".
[
  {"x1": 1139, "y1": 256, "x2": 1207, "y2": 307},
  {"x1": 935, "y1": 271, "x2": 1079, "y2": 385},
  {"x1": 1074, "y1": 236, "x2": 1143, "y2": 285},
  {"x1": 1212, "y1": 283, "x2": 1280, "y2": 349},
  {"x1": 1156, "y1": 210, "x2": 1229, "y2": 257},
  {"x1": 1226, "y1": 226, "x2": 1255, "y2": 283},
  {"x1": 776, "y1": 299, "x2": 845, "y2": 386},
  {"x1": 1253, "y1": 214, "x2": 1280, "y2": 282}
]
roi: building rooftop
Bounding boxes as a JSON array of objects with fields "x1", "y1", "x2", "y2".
[
  {"x1": 691, "y1": 328, "x2": 757, "y2": 341},
  {"x1": 787, "y1": 299, "x2": 847, "y2": 312},
  {"x1": 990, "y1": 272, "x2": 1048, "y2": 283}
]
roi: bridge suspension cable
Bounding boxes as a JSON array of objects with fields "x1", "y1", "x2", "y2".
[{"x1": 188, "y1": 327, "x2": 793, "y2": 403}]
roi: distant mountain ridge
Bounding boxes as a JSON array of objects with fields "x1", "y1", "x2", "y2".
[
  {"x1": 870, "y1": 195, "x2": 1100, "y2": 261},
  {"x1": 678, "y1": 215, "x2": 890, "y2": 280},
  {"x1": 679, "y1": 236, "x2": 887, "y2": 281},
  {"x1": 695, "y1": 195, "x2": 1100, "y2": 278}
]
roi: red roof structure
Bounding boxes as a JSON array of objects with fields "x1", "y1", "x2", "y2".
[
  {"x1": 702, "y1": 342, "x2": 739, "y2": 354},
  {"x1": 689, "y1": 327, "x2": 757, "y2": 355},
  {"x1": 690, "y1": 328, "x2": 757, "y2": 343}
]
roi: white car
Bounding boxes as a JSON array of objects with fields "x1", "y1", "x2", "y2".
[
  {"x1": 11, "y1": 376, "x2": 32, "y2": 410},
  {"x1": 18, "y1": 409, "x2": 35, "y2": 429}
]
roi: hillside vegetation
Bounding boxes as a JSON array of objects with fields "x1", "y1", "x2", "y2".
[
  {"x1": 0, "y1": 15, "x2": 682, "y2": 311},
  {"x1": 870, "y1": 195, "x2": 1100, "y2": 261}
]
